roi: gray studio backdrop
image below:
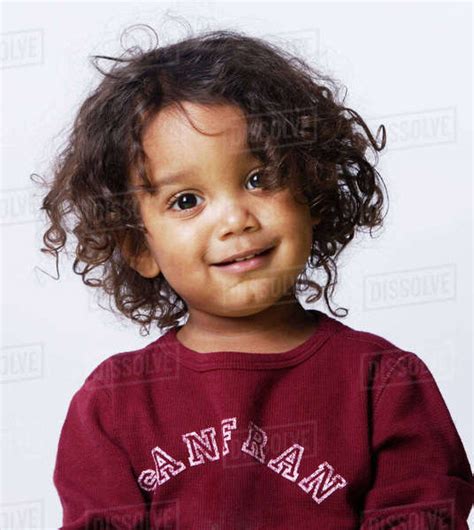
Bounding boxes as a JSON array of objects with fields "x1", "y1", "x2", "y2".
[{"x1": 1, "y1": 1, "x2": 472, "y2": 528}]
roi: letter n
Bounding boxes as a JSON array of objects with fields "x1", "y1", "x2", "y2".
[
  {"x1": 182, "y1": 427, "x2": 220, "y2": 466},
  {"x1": 298, "y1": 461, "x2": 347, "y2": 504}
]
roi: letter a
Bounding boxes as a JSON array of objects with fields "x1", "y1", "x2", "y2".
[
  {"x1": 267, "y1": 443, "x2": 304, "y2": 482},
  {"x1": 138, "y1": 446, "x2": 186, "y2": 492}
]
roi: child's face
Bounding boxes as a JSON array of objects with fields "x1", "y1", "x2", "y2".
[{"x1": 128, "y1": 101, "x2": 318, "y2": 317}]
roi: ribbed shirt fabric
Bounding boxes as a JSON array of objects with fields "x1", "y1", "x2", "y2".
[{"x1": 53, "y1": 309, "x2": 474, "y2": 529}]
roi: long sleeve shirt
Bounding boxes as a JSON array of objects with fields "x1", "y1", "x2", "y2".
[{"x1": 53, "y1": 309, "x2": 474, "y2": 529}]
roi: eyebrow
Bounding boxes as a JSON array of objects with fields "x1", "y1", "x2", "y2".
[{"x1": 151, "y1": 171, "x2": 195, "y2": 193}]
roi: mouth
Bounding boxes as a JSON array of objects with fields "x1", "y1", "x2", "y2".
[{"x1": 211, "y1": 246, "x2": 275, "y2": 273}]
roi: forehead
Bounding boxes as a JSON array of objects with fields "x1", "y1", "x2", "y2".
[{"x1": 142, "y1": 102, "x2": 254, "y2": 164}]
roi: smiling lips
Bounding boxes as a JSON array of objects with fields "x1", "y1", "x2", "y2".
[
  {"x1": 212, "y1": 246, "x2": 275, "y2": 272},
  {"x1": 213, "y1": 244, "x2": 275, "y2": 266}
]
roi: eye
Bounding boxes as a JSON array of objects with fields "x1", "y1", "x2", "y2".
[
  {"x1": 165, "y1": 169, "x2": 267, "y2": 212},
  {"x1": 245, "y1": 169, "x2": 266, "y2": 190},
  {"x1": 166, "y1": 192, "x2": 203, "y2": 212}
]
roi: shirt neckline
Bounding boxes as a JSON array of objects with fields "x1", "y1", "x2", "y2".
[{"x1": 155, "y1": 309, "x2": 339, "y2": 371}]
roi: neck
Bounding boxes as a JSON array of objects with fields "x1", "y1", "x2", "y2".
[{"x1": 177, "y1": 295, "x2": 316, "y2": 353}]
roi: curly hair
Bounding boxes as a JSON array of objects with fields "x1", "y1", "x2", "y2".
[{"x1": 35, "y1": 22, "x2": 388, "y2": 336}]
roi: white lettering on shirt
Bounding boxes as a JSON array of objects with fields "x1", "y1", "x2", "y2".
[{"x1": 137, "y1": 416, "x2": 348, "y2": 504}]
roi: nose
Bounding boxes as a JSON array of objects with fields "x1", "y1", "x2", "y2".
[{"x1": 215, "y1": 197, "x2": 260, "y2": 238}]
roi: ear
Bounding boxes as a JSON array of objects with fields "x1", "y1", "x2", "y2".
[{"x1": 117, "y1": 231, "x2": 161, "y2": 279}]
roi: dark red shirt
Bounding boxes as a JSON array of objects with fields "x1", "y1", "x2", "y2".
[{"x1": 53, "y1": 309, "x2": 474, "y2": 529}]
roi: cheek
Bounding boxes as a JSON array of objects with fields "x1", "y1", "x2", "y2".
[
  {"x1": 148, "y1": 230, "x2": 204, "y2": 280},
  {"x1": 272, "y1": 198, "x2": 313, "y2": 252}
]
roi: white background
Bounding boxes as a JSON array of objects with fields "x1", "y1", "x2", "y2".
[{"x1": 1, "y1": 1, "x2": 472, "y2": 528}]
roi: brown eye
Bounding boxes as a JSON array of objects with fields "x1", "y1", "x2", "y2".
[
  {"x1": 246, "y1": 170, "x2": 265, "y2": 190},
  {"x1": 166, "y1": 192, "x2": 202, "y2": 211}
]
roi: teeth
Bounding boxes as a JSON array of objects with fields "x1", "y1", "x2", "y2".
[
  {"x1": 233, "y1": 253, "x2": 258, "y2": 262},
  {"x1": 217, "y1": 247, "x2": 272, "y2": 265}
]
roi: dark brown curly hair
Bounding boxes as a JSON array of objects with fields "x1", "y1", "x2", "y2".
[{"x1": 35, "y1": 23, "x2": 388, "y2": 336}]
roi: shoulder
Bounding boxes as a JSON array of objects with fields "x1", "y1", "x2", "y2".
[
  {"x1": 82, "y1": 332, "x2": 177, "y2": 393},
  {"x1": 320, "y1": 312, "x2": 423, "y2": 389}
]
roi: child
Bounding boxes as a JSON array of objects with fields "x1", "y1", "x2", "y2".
[{"x1": 41, "y1": 24, "x2": 473, "y2": 529}]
